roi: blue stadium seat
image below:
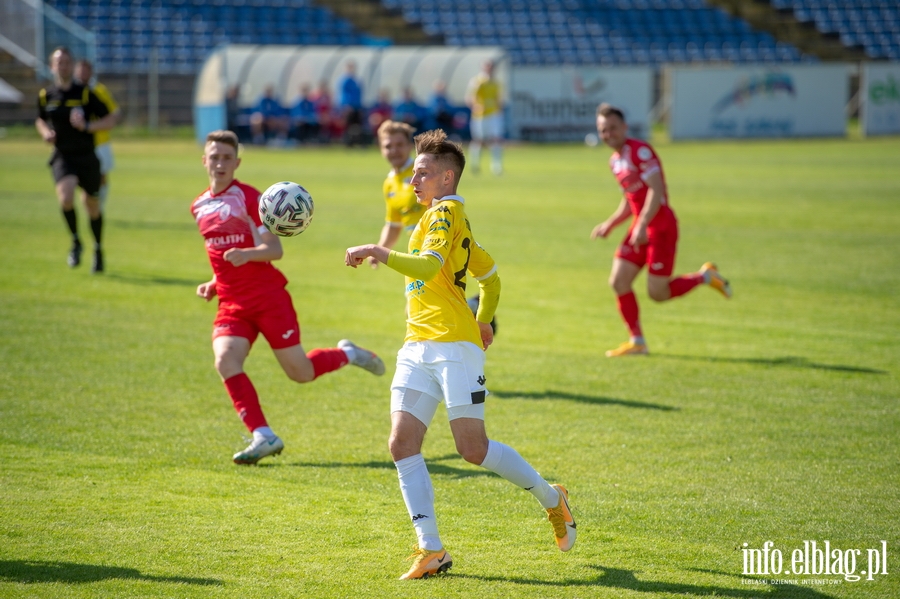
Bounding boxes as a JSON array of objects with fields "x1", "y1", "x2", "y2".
[{"x1": 47, "y1": 0, "x2": 821, "y2": 71}]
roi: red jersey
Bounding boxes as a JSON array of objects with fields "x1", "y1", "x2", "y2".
[
  {"x1": 609, "y1": 138, "x2": 676, "y2": 229},
  {"x1": 191, "y1": 179, "x2": 288, "y2": 303}
]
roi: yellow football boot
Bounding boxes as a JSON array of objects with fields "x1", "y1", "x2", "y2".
[
  {"x1": 605, "y1": 341, "x2": 649, "y2": 357},
  {"x1": 700, "y1": 262, "x2": 732, "y2": 298},
  {"x1": 399, "y1": 547, "x2": 452, "y2": 580}
]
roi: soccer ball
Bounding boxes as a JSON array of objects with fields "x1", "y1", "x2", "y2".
[{"x1": 258, "y1": 181, "x2": 315, "y2": 237}]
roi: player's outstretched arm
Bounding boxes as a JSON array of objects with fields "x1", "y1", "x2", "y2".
[
  {"x1": 346, "y1": 243, "x2": 391, "y2": 268},
  {"x1": 346, "y1": 245, "x2": 442, "y2": 282},
  {"x1": 367, "y1": 223, "x2": 401, "y2": 268}
]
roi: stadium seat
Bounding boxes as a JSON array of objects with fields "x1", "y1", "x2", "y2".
[
  {"x1": 44, "y1": 0, "x2": 823, "y2": 71},
  {"x1": 45, "y1": 0, "x2": 368, "y2": 73}
]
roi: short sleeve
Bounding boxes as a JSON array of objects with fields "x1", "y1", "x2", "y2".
[
  {"x1": 419, "y1": 207, "x2": 453, "y2": 263},
  {"x1": 37, "y1": 88, "x2": 48, "y2": 120},
  {"x1": 384, "y1": 181, "x2": 402, "y2": 224},
  {"x1": 636, "y1": 144, "x2": 660, "y2": 180},
  {"x1": 467, "y1": 240, "x2": 496, "y2": 280},
  {"x1": 87, "y1": 89, "x2": 110, "y2": 119},
  {"x1": 93, "y1": 83, "x2": 119, "y2": 113},
  {"x1": 242, "y1": 185, "x2": 264, "y2": 227}
]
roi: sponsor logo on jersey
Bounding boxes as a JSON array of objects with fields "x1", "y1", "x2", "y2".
[
  {"x1": 206, "y1": 234, "x2": 245, "y2": 247},
  {"x1": 405, "y1": 279, "x2": 425, "y2": 296},
  {"x1": 423, "y1": 238, "x2": 450, "y2": 251}
]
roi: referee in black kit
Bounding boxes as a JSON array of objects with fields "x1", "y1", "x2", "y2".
[{"x1": 35, "y1": 47, "x2": 117, "y2": 273}]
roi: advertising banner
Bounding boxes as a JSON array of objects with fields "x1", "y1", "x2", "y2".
[
  {"x1": 669, "y1": 65, "x2": 850, "y2": 140},
  {"x1": 861, "y1": 62, "x2": 900, "y2": 136},
  {"x1": 509, "y1": 66, "x2": 653, "y2": 141}
]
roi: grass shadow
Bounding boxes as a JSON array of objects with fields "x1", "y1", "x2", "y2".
[
  {"x1": 0, "y1": 560, "x2": 222, "y2": 586},
  {"x1": 107, "y1": 219, "x2": 196, "y2": 232},
  {"x1": 105, "y1": 272, "x2": 199, "y2": 287},
  {"x1": 284, "y1": 453, "x2": 491, "y2": 480},
  {"x1": 456, "y1": 564, "x2": 836, "y2": 598},
  {"x1": 492, "y1": 389, "x2": 678, "y2": 411},
  {"x1": 657, "y1": 354, "x2": 887, "y2": 375}
]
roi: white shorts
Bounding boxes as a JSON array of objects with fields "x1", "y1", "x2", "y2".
[
  {"x1": 390, "y1": 340, "x2": 488, "y2": 425},
  {"x1": 95, "y1": 143, "x2": 114, "y2": 175},
  {"x1": 470, "y1": 114, "x2": 504, "y2": 141}
]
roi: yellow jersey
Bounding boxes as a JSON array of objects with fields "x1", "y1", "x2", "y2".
[
  {"x1": 469, "y1": 74, "x2": 502, "y2": 118},
  {"x1": 89, "y1": 81, "x2": 118, "y2": 146},
  {"x1": 404, "y1": 196, "x2": 497, "y2": 345},
  {"x1": 383, "y1": 158, "x2": 425, "y2": 231}
]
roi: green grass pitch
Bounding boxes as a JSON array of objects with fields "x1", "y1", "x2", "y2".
[{"x1": 0, "y1": 133, "x2": 898, "y2": 599}]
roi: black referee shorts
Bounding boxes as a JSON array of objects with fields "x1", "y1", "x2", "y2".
[{"x1": 49, "y1": 150, "x2": 102, "y2": 197}]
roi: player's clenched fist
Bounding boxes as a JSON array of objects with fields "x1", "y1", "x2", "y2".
[{"x1": 345, "y1": 244, "x2": 384, "y2": 268}]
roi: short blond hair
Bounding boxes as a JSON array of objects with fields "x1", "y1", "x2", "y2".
[{"x1": 377, "y1": 119, "x2": 415, "y2": 143}]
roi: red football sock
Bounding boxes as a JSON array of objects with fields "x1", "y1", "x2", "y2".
[
  {"x1": 668, "y1": 273, "x2": 705, "y2": 298},
  {"x1": 223, "y1": 372, "x2": 267, "y2": 432},
  {"x1": 616, "y1": 292, "x2": 643, "y2": 338},
  {"x1": 307, "y1": 347, "x2": 349, "y2": 379}
]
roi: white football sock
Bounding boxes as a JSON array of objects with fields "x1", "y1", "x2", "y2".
[
  {"x1": 252, "y1": 426, "x2": 276, "y2": 441},
  {"x1": 490, "y1": 145, "x2": 503, "y2": 173},
  {"x1": 395, "y1": 454, "x2": 442, "y2": 550},
  {"x1": 340, "y1": 345, "x2": 356, "y2": 363},
  {"x1": 469, "y1": 142, "x2": 482, "y2": 169},
  {"x1": 481, "y1": 440, "x2": 558, "y2": 509}
]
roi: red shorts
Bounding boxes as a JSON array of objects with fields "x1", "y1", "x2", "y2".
[
  {"x1": 615, "y1": 219, "x2": 679, "y2": 277},
  {"x1": 213, "y1": 287, "x2": 301, "y2": 350}
]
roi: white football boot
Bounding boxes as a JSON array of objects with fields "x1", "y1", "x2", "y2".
[{"x1": 338, "y1": 339, "x2": 386, "y2": 376}]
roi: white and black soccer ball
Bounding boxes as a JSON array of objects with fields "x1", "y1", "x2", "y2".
[{"x1": 258, "y1": 181, "x2": 315, "y2": 237}]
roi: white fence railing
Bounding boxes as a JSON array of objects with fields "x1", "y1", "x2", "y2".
[{"x1": 0, "y1": 0, "x2": 95, "y2": 80}]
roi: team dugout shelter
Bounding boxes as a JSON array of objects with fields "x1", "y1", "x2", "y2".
[{"x1": 193, "y1": 44, "x2": 508, "y2": 143}]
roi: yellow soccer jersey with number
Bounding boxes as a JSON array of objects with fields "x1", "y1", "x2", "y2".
[
  {"x1": 470, "y1": 75, "x2": 501, "y2": 118},
  {"x1": 89, "y1": 82, "x2": 118, "y2": 146},
  {"x1": 383, "y1": 158, "x2": 425, "y2": 231},
  {"x1": 404, "y1": 196, "x2": 496, "y2": 345}
]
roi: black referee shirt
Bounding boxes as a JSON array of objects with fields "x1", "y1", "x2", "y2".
[{"x1": 37, "y1": 83, "x2": 109, "y2": 156}]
